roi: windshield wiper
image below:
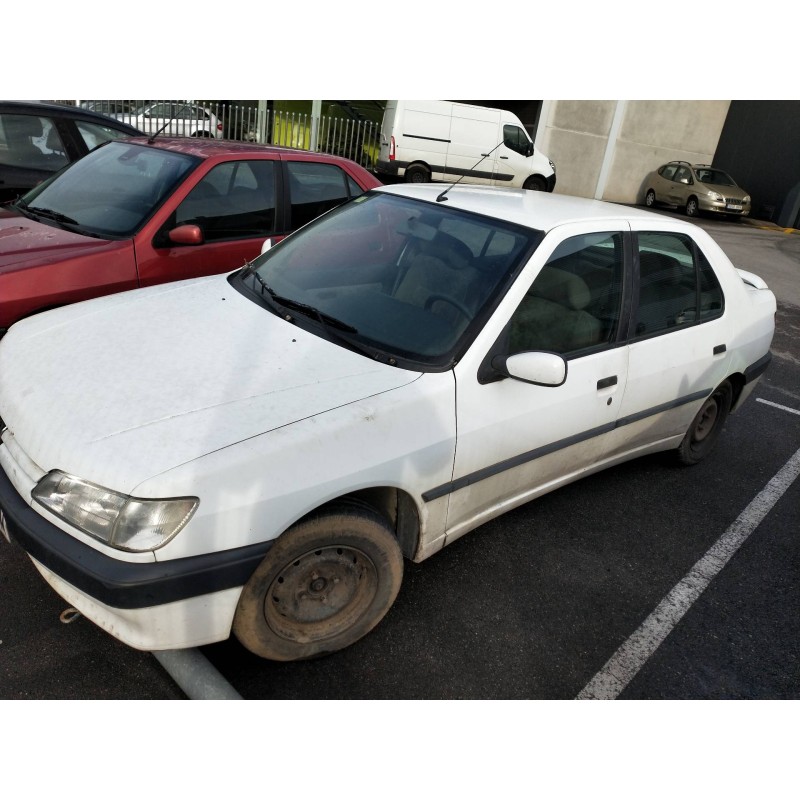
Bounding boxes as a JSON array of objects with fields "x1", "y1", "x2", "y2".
[
  {"x1": 247, "y1": 270, "x2": 358, "y2": 333},
  {"x1": 25, "y1": 206, "x2": 80, "y2": 226}
]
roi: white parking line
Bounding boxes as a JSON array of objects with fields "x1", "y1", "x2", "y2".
[
  {"x1": 757, "y1": 398, "x2": 800, "y2": 416},
  {"x1": 578, "y1": 444, "x2": 800, "y2": 700}
]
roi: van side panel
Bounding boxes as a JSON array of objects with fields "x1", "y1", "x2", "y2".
[
  {"x1": 444, "y1": 105, "x2": 501, "y2": 184},
  {"x1": 398, "y1": 102, "x2": 451, "y2": 178}
]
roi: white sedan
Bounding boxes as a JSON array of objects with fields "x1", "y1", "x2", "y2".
[{"x1": 0, "y1": 185, "x2": 776, "y2": 661}]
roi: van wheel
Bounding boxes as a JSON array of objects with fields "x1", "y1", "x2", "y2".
[
  {"x1": 232, "y1": 505, "x2": 403, "y2": 661},
  {"x1": 523, "y1": 175, "x2": 547, "y2": 191},
  {"x1": 404, "y1": 164, "x2": 430, "y2": 183},
  {"x1": 675, "y1": 380, "x2": 733, "y2": 465}
]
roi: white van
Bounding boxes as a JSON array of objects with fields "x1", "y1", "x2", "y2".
[{"x1": 376, "y1": 100, "x2": 556, "y2": 191}]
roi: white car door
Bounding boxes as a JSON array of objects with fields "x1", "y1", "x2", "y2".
[
  {"x1": 605, "y1": 222, "x2": 732, "y2": 459},
  {"x1": 440, "y1": 222, "x2": 631, "y2": 543}
]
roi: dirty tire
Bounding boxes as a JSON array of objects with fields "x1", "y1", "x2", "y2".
[
  {"x1": 523, "y1": 175, "x2": 547, "y2": 191},
  {"x1": 675, "y1": 380, "x2": 733, "y2": 465},
  {"x1": 404, "y1": 164, "x2": 430, "y2": 183},
  {"x1": 232, "y1": 505, "x2": 403, "y2": 661}
]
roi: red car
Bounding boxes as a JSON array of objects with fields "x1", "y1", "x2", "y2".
[{"x1": 0, "y1": 137, "x2": 381, "y2": 337}]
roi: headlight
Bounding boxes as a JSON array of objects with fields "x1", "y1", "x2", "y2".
[
  {"x1": 32, "y1": 470, "x2": 198, "y2": 552},
  {"x1": 707, "y1": 191, "x2": 723, "y2": 201},
  {"x1": 743, "y1": 195, "x2": 751, "y2": 203}
]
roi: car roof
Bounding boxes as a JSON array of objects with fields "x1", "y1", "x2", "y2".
[
  {"x1": 373, "y1": 183, "x2": 679, "y2": 233},
  {"x1": 118, "y1": 136, "x2": 372, "y2": 166},
  {"x1": 0, "y1": 100, "x2": 141, "y2": 135}
]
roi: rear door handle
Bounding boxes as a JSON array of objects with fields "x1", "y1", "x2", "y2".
[
  {"x1": 713, "y1": 344, "x2": 727, "y2": 355},
  {"x1": 597, "y1": 376, "x2": 618, "y2": 390}
]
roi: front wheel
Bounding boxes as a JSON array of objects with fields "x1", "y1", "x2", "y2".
[
  {"x1": 685, "y1": 196, "x2": 700, "y2": 217},
  {"x1": 232, "y1": 505, "x2": 403, "y2": 661},
  {"x1": 645, "y1": 189, "x2": 656, "y2": 208},
  {"x1": 523, "y1": 175, "x2": 547, "y2": 191},
  {"x1": 675, "y1": 380, "x2": 733, "y2": 465}
]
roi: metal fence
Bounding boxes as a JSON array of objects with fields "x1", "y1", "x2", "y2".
[{"x1": 69, "y1": 101, "x2": 381, "y2": 170}]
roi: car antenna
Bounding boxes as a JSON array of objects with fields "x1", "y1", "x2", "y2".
[
  {"x1": 436, "y1": 140, "x2": 505, "y2": 202},
  {"x1": 148, "y1": 102, "x2": 192, "y2": 144}
]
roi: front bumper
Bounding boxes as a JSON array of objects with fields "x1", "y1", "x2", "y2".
[
  {"x1": 698, "y1": 196, "x2": 751, "y2": 216},
  {"x1": 0, "y1": 462, "x2": 270, "y2": 609}
]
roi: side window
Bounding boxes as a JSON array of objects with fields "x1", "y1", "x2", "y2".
[
  {"x1": 660, "y1": 164, "x2": 678, "y2": 180},
  {"x1": 75, "y1": 120, "x2": 131, "y2": 151},
  {"x1": 635, "y1": 233, "x2": 723, "y2": 336},
  {"x1": 174, "y1": 160, "x2": 276, "y2": 242},
  {"x1": 674, "y1": 166, "x2": 692, "y2": 184},
  {"x1": 0, "y1": 113, "x2": 69, "y2": 170},
  {"x1": 287, "y1": 161, "x2": 353, "y2": 229},
  {"x1": 508, "y1": 232, "x2": 624, "y2": 356},
  {"x1": 502, "y1": 124, "x2": 530, "y2": 156},
  {"x1": 697, "y1": 247, "x2": 724, "y2": 320}
]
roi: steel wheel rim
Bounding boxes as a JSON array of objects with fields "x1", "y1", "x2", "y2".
[
  {"x1": 264, "y1": 546, "x2": 378, "y2": 643},
  {"x1": 693, "y1": 397, "x2": 719, "y2": 442}
]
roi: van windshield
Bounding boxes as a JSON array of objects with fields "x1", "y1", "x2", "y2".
[{"x1": 246, "y1": 192, "x2": 541, "y2": 366}]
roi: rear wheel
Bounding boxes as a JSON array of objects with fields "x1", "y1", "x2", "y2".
[
  {"x1": 232, "y1": 505, "x2": 403, "y2": 661},
  {"x1": 404, "y1": 164, "x2": 430, "y2": 183},
  {"x1": 523, "y1": 175, "x2": 547, "y2": 191},
  {"x1": 675, "y1": 380, "x2": 733, "y2": 465}
]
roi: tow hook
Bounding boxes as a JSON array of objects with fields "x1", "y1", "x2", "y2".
[{"x1": 59, "y1": 607, "x2": 82, "y2": 624}]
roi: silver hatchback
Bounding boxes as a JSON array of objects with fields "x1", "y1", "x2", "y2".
[{"x1": 644, "y1": 161, "x2": 751, "y2": 219}]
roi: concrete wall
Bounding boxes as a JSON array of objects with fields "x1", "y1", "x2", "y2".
[{"x1": 537, "y1": 100, "x2": 731, "y2": 204}]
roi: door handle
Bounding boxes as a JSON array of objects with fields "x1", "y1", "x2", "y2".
[
  {"x1": 597, "y1": 376, "x2": 618, "y2": 390},
  {"x1": 713, "y1": 344, "x2": 727, "y2": 355},
  {"x1": 500, "y1": 156, "x2": 508, "y2": 159}
]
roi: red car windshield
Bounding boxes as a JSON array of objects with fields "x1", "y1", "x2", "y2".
[{"x1": 16, "y1": 141, "x2": 198, "y2": 238}]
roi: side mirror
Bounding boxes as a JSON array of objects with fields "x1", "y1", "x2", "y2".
[
  {"x1": 527, "y1": 143, "x2": 534, "y2": 158},
  {"x1": 492, "y1": 351, "x2": 567, "y2": 387},
  {"x1": 168, "y1": 224, "x2": 204, "y2": 246}
]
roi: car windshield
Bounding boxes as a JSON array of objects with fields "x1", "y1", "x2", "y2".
[
  {"x1": 16, "y1": 141, "x2": 198, "y2": 237},
  {"x1": 247, "y1": 192, "x2": 540, "y2": 365},
  {"x1": 695, "y1": 168, "x2": 736, "y2": 186}
]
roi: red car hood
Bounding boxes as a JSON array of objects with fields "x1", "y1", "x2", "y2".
[{"x1": 0, "y1": 209, "x2": 124, "y2": 273}]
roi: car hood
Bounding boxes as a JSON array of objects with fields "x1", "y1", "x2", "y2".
[
  {"x1": 0, "y1": 274, "x2": 421, "y2": 493},
  {"x1": 701, "y1": 182, "x2": 747, "y2": 197},
  {"x1": 0, "y1": 209, "x2": 120, "y2": 272}
]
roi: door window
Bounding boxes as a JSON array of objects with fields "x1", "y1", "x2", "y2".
[
  {"x1": 287, "y1": 161, "x2": 363, "y2": 228},
  {"x1": 502, "y1": 124, "x2": 530, "y2": 156},
  {"x1": 673, "y1": 166, "x2": 693, "y2": 184},
  {"x1": 508, "y1": 232, "x2": 625, "y2": 355},
  {"x1": 0, "y1": 113, "x2": 69, "y2": 170},
  {"x1": 174, "y1": 160, "x2": 277, "y2": 241},
  {"x1": 75, "y1": 120, "x2": 132, "y2": 151},
  {"x1": 635, "y1": 232, "x2": 724, "y2": 336},
  {"x1": 659, "y1": 164, "x2": 678, "y2": 180}
]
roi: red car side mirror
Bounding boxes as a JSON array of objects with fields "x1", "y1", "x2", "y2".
[{"x1": 168, "y1": 224, "x2": 204, "y2": 246}]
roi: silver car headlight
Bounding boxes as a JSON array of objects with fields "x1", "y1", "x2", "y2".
[
  {"x1": 743, "y1": 195, "x2": 751, "y2": 203},
  {"x1": 707, "y1": 191, "x2": 723, "y2": 201},
  {"x1": 32, "y1": 470, "x2": 198, "y2": 552}
]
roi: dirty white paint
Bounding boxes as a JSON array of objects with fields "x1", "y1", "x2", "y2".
[{"x1": 578, "y1": 442, "x2": 800, "y2": 700}]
